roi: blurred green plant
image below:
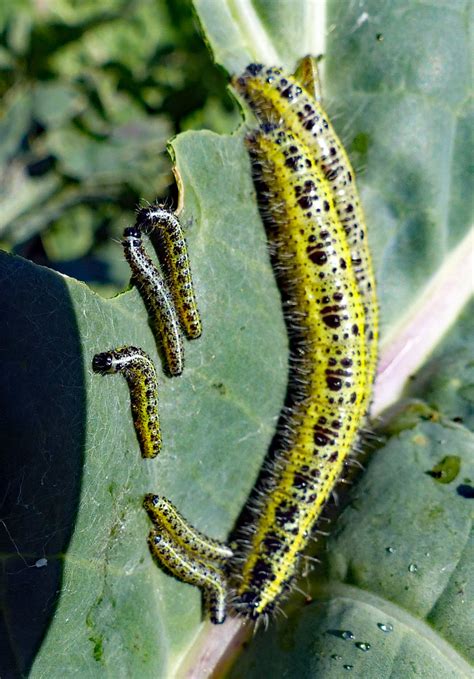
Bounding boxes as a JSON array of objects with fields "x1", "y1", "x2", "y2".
[{"x1": 0, "y1": 0, "x2": 239, "y2": 294}]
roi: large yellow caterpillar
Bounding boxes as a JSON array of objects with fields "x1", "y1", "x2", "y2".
[
  {"x1": 232, "y1": 63, "x2": 378, "y2": 421},
  {"x1": 230, "y1": 123, "x2": 367, "y2": 618}
]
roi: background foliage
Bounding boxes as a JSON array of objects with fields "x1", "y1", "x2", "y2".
[{"x1": 0, "y1": 0, "x2": 238, "y2": 294}]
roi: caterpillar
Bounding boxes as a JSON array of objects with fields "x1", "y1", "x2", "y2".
[
  {"x1": 122, "y1": 226, "x2": 184, "y2": 377},
  {"x1": 230, "y1": 123, "x2": 368, "y2": 618},
  {"x1": 136, "y1": 205, "x2": 202, "y2": 340},
  {"x1": 232, "y1": 63, "x2": 378, "y2": 421},
  {"x1": 143, "y1": 494, "x2": 233, "y2": 564},
  {"x1": 145, "y1": 496, "x2": 230, "y2": 624},
  {"x1": 92, "y1": 346, "x2": 161, "y2": 459}
]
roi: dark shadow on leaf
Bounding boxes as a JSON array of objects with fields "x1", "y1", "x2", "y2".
[{"x1": 0, "y1": 252, "x2": 85, "y2": 678}]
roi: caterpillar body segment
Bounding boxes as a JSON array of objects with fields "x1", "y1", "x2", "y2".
[
  {"x1": 232, "y1": 64, "x2": 378, "y2": 418},
  {"x1": 122, "y1": 226, "x2": 184, "y2": 377},
  {"x1": 144, "y1": 494, "x2": 234, "y2": 564},
  {"x1": 92, "y1": 346, "x2": 161, "y2": 458},
  {"x1": 230, "y1": 125, "x2": 368, "y2": 618},
  {"x1": 136, "y1": 205, "x2": 202, "y2": 340}
]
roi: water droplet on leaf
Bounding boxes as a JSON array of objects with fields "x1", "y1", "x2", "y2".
[
  {"x1": 341, "y1": 630, "x2": 355, "y2": 640},
  {"x1": 377, "y1": 622, "x2": 393, "y2": 633}
]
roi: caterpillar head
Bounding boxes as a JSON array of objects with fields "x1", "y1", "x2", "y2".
[
  {"x1": 122, "y1": 225, "x2": 142, "y2": 247},
  {"x1": 92, "y1": 351, "x2": 114, "y2": 374},
  {"x1": 92, "y1": 346, "x2": 143, "y2": 375},
  {"x1": 232, "y1": 64, "x2": 303, "y2": 128}
]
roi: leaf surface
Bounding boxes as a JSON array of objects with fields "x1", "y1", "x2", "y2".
[{"x1": 0, "y1": 1, "x2": 472, "y2": 678}]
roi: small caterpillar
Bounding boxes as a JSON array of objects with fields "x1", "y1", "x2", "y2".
[
  {"x1": 122, "y1": 226, "x2": 184, "y2": 377},
  {"x1": 148, "y1": 503, "x2": 227, "y2": 625},
  {"x1": 232, "y1": 64, "x2": 378, "y2": 420},
  {"x1": 143, "y1": 494, "x2": 233, "y2": 564},
  {"x1": 136, "y1": 205, "x2": 202, "y2": 340},
  {"x1": 92, "y1": 346, "x2": 161, "y2": 458}
]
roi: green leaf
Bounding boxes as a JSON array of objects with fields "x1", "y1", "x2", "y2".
[
  {"x1": 323, "y1": 1, "x2": 472, "y2": 332},
  {"x1": 41, "y1": 204, "x2": 96, "y2": 261},
  {"x1": 46, "y1": 117, "x2": 171, "y2": 190},
  {"x1": 0, "y1": 87, "x2": 32, "y2": 164},
  {"x1": 1, "y1": 1, "x2": 472, "y2": 678},
  {"x1": 0, "y1": 165, "x2": 60, "y2": 241},
  {"x1": 192, "y1": 0, "x2": 324, "y2": 74},
  {"x1": 32, "y1": 82, "x2": 86, "y2": 128},
  {"x1": 405, "y1": 299, "x2": 474, "y2": 430}
]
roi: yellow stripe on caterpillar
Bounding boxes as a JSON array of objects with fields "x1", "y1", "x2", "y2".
[{"x1": 92, "y1": 346, "x2": 161, "y2": 458}]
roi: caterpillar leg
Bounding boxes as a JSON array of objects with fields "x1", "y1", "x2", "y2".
[
  {"x1": 136, "y1": 205, "x2": 202, "y2": 340},
  {"x1": 122, "y1": 226, "x2": 184, "y2": 377},
  {"x1": 147, "y1": 529, "x2": 228, "y2": 624},
  {"x1": 143, "y1": 494, "x2": 233, "y2": 564},
  {"x1": 92, "y1": 346, "x2": 161, "y2": 458}
]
